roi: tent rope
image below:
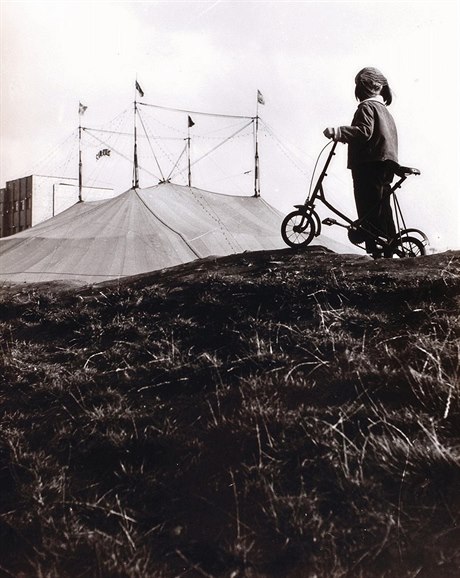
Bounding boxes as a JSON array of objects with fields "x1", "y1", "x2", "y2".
[
  {"x1": 83, "y1": 127, "x2": 183, "y2": 140},
  {"x1": 259, "y1": 119, "x2": 312, "y2": 175},
  {"x1": 166, "y1": 143, "x2": 188, "y2": 183},
  {"x1": 169, "y1": 119, "x2": 254, "y2": 181},
  {"x1": 83, "y1": 129, "x2": 161, "y2": 182},
  {"x1": 30, "y1": 130, "x2": 79, "y2": 177},
  {"x1": 137, "y1": 107, "x2": 166, "y2": 182},
  {"x1": 139, "y1": 101, "x2": 253, "y2": 120}
]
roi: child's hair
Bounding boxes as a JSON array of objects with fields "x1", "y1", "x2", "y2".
[{"x1": 355, "y1": 67, "x2": 393, "y2": 105}]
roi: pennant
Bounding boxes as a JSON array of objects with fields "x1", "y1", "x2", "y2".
[
  {"x1": 188, "y1": 115, "x2": 195, "y2": 128},
  {"x1": 96, "y1": 148, "x2": 111, "y2": 160},
  {"x1": 257, "y1": 90, "x2": 265, "y2": 105},
  {"x1": 135, "y1": 80, "x2": 144, "y2": 98},
  {"x1": 78, "y1": 102, "x2": 88, "y2": 115}
]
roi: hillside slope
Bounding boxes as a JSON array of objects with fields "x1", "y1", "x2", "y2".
[{"x1": 0, "y1": 247, "x2": 459, "y2": 578}]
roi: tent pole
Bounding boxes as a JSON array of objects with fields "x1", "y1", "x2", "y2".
[
  {"x1": 78, "y1": 121, "x2": 83, "y2": 202},
  {"x1": 254, "y1": 115, "x2": 260, "y2": 197},
  {"x1": 133, "y1": 99, "x2": 139, "y2": 188},
  {"x1": 187, "y1": 130, "x2": 192, "y2": 187}
]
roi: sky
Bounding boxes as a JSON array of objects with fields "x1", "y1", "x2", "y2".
[{"x1": 1, "y1": 0, "x2": 459, "y2": 251}]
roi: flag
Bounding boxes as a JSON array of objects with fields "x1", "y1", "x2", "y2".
[
  {"x1": 96, "y1": 148, "x2": 111, "y2": 160},
  {"x1": 188, "y1": 115, "x2": 195, "y2": 128},
  {"x1": 78, "y1": 102, "x2": 87, "y2": 115},
  {"x1": 135, "y1": 80, "x2": 144, "y2": 98},
  {"x1": 257, "y1": 90, "x2": 265, "y2": 105}
]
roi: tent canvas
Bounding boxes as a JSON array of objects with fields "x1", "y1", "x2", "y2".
[{"x1": 0, "y1": 182, "x2": 349, "y2": 285}]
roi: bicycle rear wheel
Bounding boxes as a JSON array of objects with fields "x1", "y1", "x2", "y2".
[
  {"x1": 392, "y1": 235, "x2": 426, "y2": 257},
  {"x1": 281, "y1": 210, "x2": 316, "y2": 247}
]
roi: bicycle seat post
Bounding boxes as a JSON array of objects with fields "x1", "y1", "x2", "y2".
[{"x1": 391, "y1": 175, "x2": 407, "y2": 192}]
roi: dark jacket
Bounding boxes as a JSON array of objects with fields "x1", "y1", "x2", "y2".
[{"x1": 336, "y1": 99, "x2": 398, "y2": 169}]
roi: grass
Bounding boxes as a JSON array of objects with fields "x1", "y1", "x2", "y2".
[{"x1": 0, "y1": 247, "x2": 459, "y2": 577}]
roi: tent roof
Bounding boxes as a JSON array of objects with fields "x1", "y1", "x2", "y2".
[{"x1": 0, "y1": 183, "x2": 346, "y2": 284}]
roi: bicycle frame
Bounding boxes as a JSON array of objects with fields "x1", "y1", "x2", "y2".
[{"x1": 295, "y1": 141, "x2": 422, "y2": 244}]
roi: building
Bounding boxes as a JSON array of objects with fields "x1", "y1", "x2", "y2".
[{"x1": 0, "y1": 175, "x2": 115, "y2": 238}]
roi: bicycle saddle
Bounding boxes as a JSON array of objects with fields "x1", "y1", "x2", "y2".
[{"x1": 395, "y1": 165, "x2": 421, "y2": 177}]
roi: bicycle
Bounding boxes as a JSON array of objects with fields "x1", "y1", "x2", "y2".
[{"x1": 281, "y1": 141, "x2": 428, "y2": 257}]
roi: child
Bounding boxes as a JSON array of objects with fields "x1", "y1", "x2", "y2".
[{"x1": 324, "y1": 67, "x2": 398, "y2": 258}]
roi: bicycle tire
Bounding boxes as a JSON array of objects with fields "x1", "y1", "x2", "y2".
[
  {"x1": 399, "y1": 228, "x2": 429, "y2": 246},
  {"x1": 281, "y1": 210, "x2": 316, "y2": 248},
  {"x1": 392, "y1": 235, "x2": 426, "y2": 258}
]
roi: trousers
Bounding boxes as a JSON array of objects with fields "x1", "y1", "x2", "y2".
[{"x1": 351, "y1": 161, "x2": 397, "y2": 254}]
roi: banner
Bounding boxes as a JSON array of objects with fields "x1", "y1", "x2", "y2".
[{"x1": 96, "y1": 148, "x2": 111, "y2": 160}]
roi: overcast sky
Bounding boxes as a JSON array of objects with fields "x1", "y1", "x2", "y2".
[{"x1": 1, "y1": 0, "x2": 459, "y2": 250}]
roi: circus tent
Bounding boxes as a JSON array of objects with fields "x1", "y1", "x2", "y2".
[
  {"x1": 0, "y1": 181, "x2": 335, "y2": 285},
  {"x1": 0, "y1": 93, "x2": 353, "y2": 285}
]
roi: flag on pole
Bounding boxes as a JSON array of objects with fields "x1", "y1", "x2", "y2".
[
  {"x1": 78, "y1": 102, "x2": 88, "y2": 115},
  {"x1": 188, "y1": 115, "x2": 195, "y2": 128},
  {"x1": 135, "y1": 80, "x2": 144, "y2": 98},
  {"x1": 257, "y1": 90, "x2": 265, "y2": 105}
]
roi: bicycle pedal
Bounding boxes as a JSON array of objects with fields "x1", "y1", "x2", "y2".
[{"x1": 322, "y1": 218, "x2": 337, "y2": 226}]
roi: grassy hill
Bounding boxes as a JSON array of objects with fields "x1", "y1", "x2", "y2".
[{"x1": 0, "y1": 247, "x2": 459, "y2": 578}]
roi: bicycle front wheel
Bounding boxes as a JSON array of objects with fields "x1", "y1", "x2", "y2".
[
  {"x1": 281, "y1": 210, "x2": 316, "y2": 248},
  {"x1": 392, "y1": 235, "x2": 426, "y2": 258}
]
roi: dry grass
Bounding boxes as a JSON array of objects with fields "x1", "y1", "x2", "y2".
[{"x1": 0, "y1": 247, "x2": 459, "y2": 577}]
